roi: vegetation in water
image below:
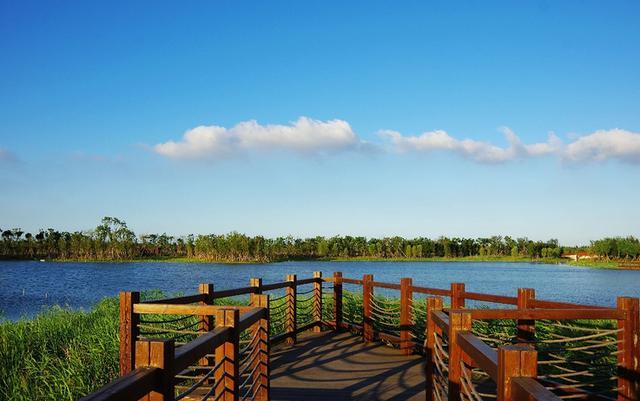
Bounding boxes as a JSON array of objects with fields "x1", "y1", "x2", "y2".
[{"x1": 1, "y1": 217, "x2": 638, "y2": 265}]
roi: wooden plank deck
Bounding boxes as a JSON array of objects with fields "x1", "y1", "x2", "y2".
[{"x1": 271, "y1": 331, "x2": 426, "y2": 401}]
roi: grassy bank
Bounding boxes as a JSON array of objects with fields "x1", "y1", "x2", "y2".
[{"x1": 0, "y1": 298, "x2": 120, "y2": 401}]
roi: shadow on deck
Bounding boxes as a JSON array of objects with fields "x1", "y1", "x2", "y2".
[{"x1": 270, "y1": 331, "x2": 425, "y2": 401}]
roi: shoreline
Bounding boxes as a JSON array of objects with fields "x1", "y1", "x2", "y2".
[{"x1": 0, "y1": 256, "x2": 624, "y2": 269}]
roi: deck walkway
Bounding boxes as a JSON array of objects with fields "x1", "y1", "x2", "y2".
[{"x1": 270, "y1": 331, "x2": 425, "y2": 401}]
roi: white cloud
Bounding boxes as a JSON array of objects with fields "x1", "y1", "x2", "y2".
[
  {"x1": 154, "y1": 117, "x2": 361, "y2": 160},
  {"x1": 153, "y1": 118, "x2": 640, "y2": 166},
  {"x1": 563, "y1": 129, "x2": 640, "y2": 163},
  {"x1": 380, "y1": 127, "x2": 561, "y2": 163}
]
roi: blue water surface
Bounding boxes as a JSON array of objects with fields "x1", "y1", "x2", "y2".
[{"x1": 1, "y1": 260, "x2": 638, "y2": 319}]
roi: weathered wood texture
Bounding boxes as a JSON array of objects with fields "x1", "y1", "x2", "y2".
[
  {"x1": 400, "y1": 277, "x2": 413, "y2": 355},
  {"x1": 362, "y1": 274, "x2": 374, "y2": 342},
  {"x1": 448, "y1": 311, "x2": 473, "y2": 401},
  {"x1": 270, "y1": 331, "x2": 425, "y2": 401},
  {"x1": 497, "y1": 345, "x2": 537, "y2": 401},
  {"x1": 135, "y1": 339, "x2": 175, "y2": 401},
  {"x1": 451, "y1": 282, "x2": 466, "y2": 309},
  {"x1": 119, "y1": 291, "x2": 140, "y2": 376},
  {"x1": 286, "y1": 274, "x2": 296, "y2": 345},
  {"x1": 617, "y1": 297, "x2": 639, "y2": 401},
  {"x1": 313, "y1": 271, "x2": 322, "y2": 333},
  {"x1": 215, "y1": 308, "x2": 240, "y2": 401},
  {"x1": 198, "y1": 283, "x2": 214, "y2": 333},
  {"x1": 252, "y1": 294, "x2": 270, "y2": 401},
  {"x1": 333, "y1": 271, "x2": 343, "y2": 330},
  {"x1": 425, "y1": 297, "x2": 444, "y2": 401},
  {"x1": 517, "y1": 288, "x2": 536, "y2": 343}
]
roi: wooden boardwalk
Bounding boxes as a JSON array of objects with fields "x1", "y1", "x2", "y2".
[
  {"x1": 271, "y1": 331, "x2": 425, "y2": 401},
  {"x1": 83, "y1": 273, "x2": 636, "y2": 401}
]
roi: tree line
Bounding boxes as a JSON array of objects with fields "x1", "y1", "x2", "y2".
[
  {"x1": 590, "y1": 237, "x2": 640, "y2": 260},
  {"x1": 0, "y1": 217, "x2": 637, "y2": 262}
]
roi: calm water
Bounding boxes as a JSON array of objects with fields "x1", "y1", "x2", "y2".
[{"x1": 1, "y1": 260, "x2": 639, "y2": 320}]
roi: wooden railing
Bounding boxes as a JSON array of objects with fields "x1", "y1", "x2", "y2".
[
  {"x1": 81, "y1": 271, "x2": 639, "y2": 401},
  {"x1": 329, "y1": 273, "x2": 640, "y2": 401},
  {"x1": 84, "y1": 303, "x2": 269, "y2": 401},
  {"x1": 82, "y1": 272, "x2": 327, "y2": 401}
]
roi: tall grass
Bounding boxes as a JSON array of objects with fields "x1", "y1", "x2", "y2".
[{"x1": 0, "y1": 299, "x2": 120, "y2": 401}]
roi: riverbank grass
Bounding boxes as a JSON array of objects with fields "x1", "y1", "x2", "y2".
[{"x1": 0, "y1": 299, "x2": 119, "y2": 401}]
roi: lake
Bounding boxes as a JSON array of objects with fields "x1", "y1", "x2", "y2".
[{"x1": 1, "y1": 260, "x2": 639, "y2": 320}]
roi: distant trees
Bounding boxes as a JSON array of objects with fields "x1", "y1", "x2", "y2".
[
  {"x1": 591, "y1": 237, "x2": 640, "y2": 260},
  {"x1": 1, "y1": 218, "x2": 637, "y2": 262}
]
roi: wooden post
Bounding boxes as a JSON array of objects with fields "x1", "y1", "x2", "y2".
[
  {"x1": 448, "y1": 311, "x2": 472, "y2": 401},
  {"x1": 450, "y1": 283, "x2": 465, "y2": 309},
  {"x1": 119, "y1": 291, "x2": 140, "y2": 376},
  {"x1": 363, "y1": 274, "x2": 374, "y2": 342},
  {"x1": 250, "y1": 294, "x2": 270, "y2": 401},
  {"x1": 286, "y1": 274, "x2": 297, "y2": 345},
  {"x1": 198, "y1": 283, "x2": 215, "y2": 370},
  {"x1": 215, "y1": 308, "x2": 240, "y2": 401},
  {"x1": 425, "y1": 297, "x2": 444, "y2": 401},
  {"x1": 135, "y1": 338, "x2": 175, "y2": 401},
  {"x1": 516, "y1": 288, "x2": 535, "y2": 344},
  {"x1": 313, "y1": 271, "x2": 322, "y2": 333},
  {"x1": 250, "y1": 278, "x2": 263, "y2": 303},
  {"x1": 617, "y1": 297, "x2": 640, "y2": 401},
  {"x1": 400, "y1": 277, "x2": 413, "y2": 355},
  {"x1": 199, "y1": 283, "x2": 215, "y2": 331},
  {"x1": 333, "y1": 272, "x2": 343, "y2": 331},
  {"x1": 497, "y1": 345, "x2": 538, "y2": 401}
]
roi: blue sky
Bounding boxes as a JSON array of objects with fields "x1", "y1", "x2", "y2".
[{"x1": 1, "y1": 1, "x2": 639, "y2": 245}]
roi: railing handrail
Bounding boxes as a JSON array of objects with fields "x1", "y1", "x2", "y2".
[
  {"x1": 137, "y1": 277, "x2": 607, "y2": 313},
  {"x1": 138, "y1": 277, "x2": 325, "y2": 304},
  {"x1": 511, "y1": 377, "x2": 563, "y2": 401},
  {"x1": 457, "y1": 331, "x2": 498, "y2": 380},
  {"x1": 432, "y1": 310, "x2": 450, "y2": 332},
  {"x1": 448, "y1": 307, "x2": 623, "y2": 320},
  {"x1": 134, "y1": 303, "x2": 256, "y2": 315},
  {"x1": 79, "y1": 367, "x2": 161, "y2": 401},
  {"x1": 338, "y1": 274, "x2": 611, "y2": 310},
  {"x1": 141, "y1": 294, "x2": 208, "y2": 305}
]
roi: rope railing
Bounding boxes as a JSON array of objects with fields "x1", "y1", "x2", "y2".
[
  {"x1": 330, "y1": 274, "x2": 639, "y2": 401},
  {"x1": 460, "y1": 359, "x2": 495, "y2": 401},
  {"x1": 534, "y1": 320, "x2": 620, "y2": 400},
  {"x1": 467, "y1": 315, "x2": 621, "y2": 400},
  {"x1": 296, "y1": 288, "x2": 315, "y2": 296},
  {"x1": 433, "y1": 329, "x2": 449, "y2": 401},
  {"x1": 174, "y1": 360, "x2": 223, "y2": 401},
  {"x1": 341, "y1": 290, "x2": 363, "y2": 326},
  {"x1": 268, "y1": 294, "x2": 287, "y2": 303}
]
